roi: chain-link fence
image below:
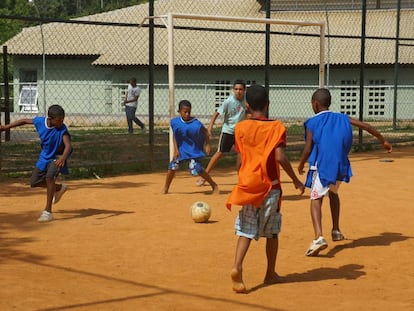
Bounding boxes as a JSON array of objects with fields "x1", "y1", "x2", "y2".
[{"x1": 1, "y1": 0, "x2": 414, "y2": 178}]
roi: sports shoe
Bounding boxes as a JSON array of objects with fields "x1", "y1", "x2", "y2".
[
  {"x1": 38, "y1": 211, "x2": 53, "y2": 222},
  {"x1": 332, "y1": 230, "x2": 345, "y2": 241},
  {"x1": 305, "y1": 236, "x2": 328, "y2": 256},
  {"x1": 53, "y1": 184, "x2": 67, "y2": 204},
  {"x1": 196, "y1": 178, "x2": 206, "y2": 186}
]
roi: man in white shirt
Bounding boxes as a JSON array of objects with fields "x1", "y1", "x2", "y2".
[{"x1": 123, "y1": 77, "x2": 145, "y2": 133}]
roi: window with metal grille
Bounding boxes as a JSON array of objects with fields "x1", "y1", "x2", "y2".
[
  {"x1": 340, "y1": 79, "x2": 358, "y2": 116},
  {"x1": 368, "y1": 79, "x2": 386, "y2": 116},
  {"x1": 214, "y1": 80, "x2": 231, "y2": 108}
]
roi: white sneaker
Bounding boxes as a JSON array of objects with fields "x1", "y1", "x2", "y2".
[
  {"x1": 38, "y1": 211, "x2": 53, "y2": 222},
  {"x1": 305, "y1": 236, "x2": 328, "y2": 256},
  {"x1": 53, "y1": 184, "x2": 67, "y2": 204}
]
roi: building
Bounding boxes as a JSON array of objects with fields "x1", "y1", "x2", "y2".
[{"x1": 2, "y1": 0, "x2": 413, "y2": 122}]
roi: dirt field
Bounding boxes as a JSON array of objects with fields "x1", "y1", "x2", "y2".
[{"x1": 1, "y1": 147, "x2": 413, "y2": 311}]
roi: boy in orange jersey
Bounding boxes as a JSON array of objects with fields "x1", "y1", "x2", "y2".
[{"x1": 226, "y1": 84, "x2": 304, "y2": 293}]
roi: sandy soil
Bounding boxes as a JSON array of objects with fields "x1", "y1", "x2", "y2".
[{"x1": 1, "y1": 147, "x2": 413, "y2": 311}]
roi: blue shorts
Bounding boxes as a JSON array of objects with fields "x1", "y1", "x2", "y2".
[
  {"x1": 235, "y1": 189, "x2": 282, "y2": 240},
  {"x1": 168, "y1": 158, "x2": 204, "y2": 176}
]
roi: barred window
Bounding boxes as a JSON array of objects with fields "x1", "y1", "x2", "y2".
[
  {"x1": 368, "y1": 79, "x2": 386, "y2": 116},
  {"x1": 340, "y1": 79, "x2": 358, "y2": 116},
  {"x1": 214, "y1": 80, "x2": 231, "y2": 108}
]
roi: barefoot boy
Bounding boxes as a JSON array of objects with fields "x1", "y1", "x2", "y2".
[{"x1": 226, "y1": 85, "x2": 304, "y2": 293}]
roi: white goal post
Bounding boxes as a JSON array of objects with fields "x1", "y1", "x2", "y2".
[{"x1": 157, "y1": 13, "x2": 326, "y2": 160}]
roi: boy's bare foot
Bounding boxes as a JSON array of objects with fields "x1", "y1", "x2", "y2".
[
  {"x1": 211, "y1": 183, "x2": 219, "y2": 194},
  {"x1": 162, "y1": 186, "x2": 168, "y2": 194},
  {"x1": 263, "y1": 272, "x2": 285, "y2": 285},
  {"x1": 231, "y1": 268, "x2": 246, "y2": 293}
]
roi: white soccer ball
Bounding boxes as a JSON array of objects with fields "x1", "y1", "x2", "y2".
[{"x1": 190, "y1": 201, "x2": 211, "y2": 223}]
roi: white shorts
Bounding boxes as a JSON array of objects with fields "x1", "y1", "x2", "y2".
[{"x1": 310, "y1": 170, "x2": 341, "y2": 200}]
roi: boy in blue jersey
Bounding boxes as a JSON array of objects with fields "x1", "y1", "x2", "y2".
[
  {"x1": 0, "y1": 105, "x2": 72, "y2": 222},
  {"x1": 298, "y1": 88, "x2": 392, "y2": 256},
  {"x1": 196, "y1": 80, "x2": 246, "y2": 186},
  {"x1": 162, "y1": 100, "x2": 219, "y2": 194}
]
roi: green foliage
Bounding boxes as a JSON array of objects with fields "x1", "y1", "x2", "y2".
[{"x1": 1, "y1": 0, "x2": 149, "y2": 44}]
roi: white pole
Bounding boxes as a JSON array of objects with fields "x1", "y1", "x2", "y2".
[
  {"x1": 40, "y1": 23, "x2": 46, "y2": 112},
  {"x1": 29, "y1": 0, "x2": 46, "y2": 113},
  {"x1": 168, "y1": 13, "x2": 175, "y2": 161},
  {"x1": 319, "y1": 23, "x2": 326, "y2": 88}
]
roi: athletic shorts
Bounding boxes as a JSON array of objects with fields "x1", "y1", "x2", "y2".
[
  {"x1": 235, "y1": 189, "x2": 282, "y2": 240},
  {"x1": 168, "y1": 158, "x2": 204, "y2": 176},
  {"x1": 30, "y1": 160, "x2": 61, "y2": 188},
  {"x1": 309, "y1": 170, "x2": 341, "y2": 200},
  {"x1": 217, "y1": 132, "x2": 235, "y2": 153}
]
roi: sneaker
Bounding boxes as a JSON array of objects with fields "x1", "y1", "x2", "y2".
[
  {"x1": 38, "y1": 211, "x2": 53, "y2": 222},
  {"x1": 305, "y1": 236, "x2": 328, "y2": 256},
  {"x1": 53, "y1": 184, "x2": 67, "y2": 204},
  {"x1": 196, "y1": 178, "x2": 206, "y2": 186},
  {"x1": 332, "y1": 230, "x2": 345, "y2": 241}
]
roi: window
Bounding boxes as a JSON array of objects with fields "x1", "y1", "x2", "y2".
[
  {"x1": 18, "y1": 70, "x2": 38, "y2": 113},
  {"x1": 18, "y1": 85, "x2": 38, "y2": 113},
  {"x1": 19, "y1": 69, "x2": 37, "y2": 86},
  {"x1": 340, "y1": 79, "x2": 358, "y2": 116},
  {"x1": 214, "y1": 80, "x2": 230, "y2": 108},
  {"x1": 368, "y1": 79, "x2": 386, "y2": 116}
]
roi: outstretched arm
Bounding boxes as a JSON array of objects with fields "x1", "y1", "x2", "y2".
[
  {"x1": 201, "y1": 126, "x2": 211, "y2": 155},
  {"x1": 275, "y1": 146, "x2": 305, "y2": 195},
  {"x1": 0, "y1": 118, "x2": 33, "y2": 131},
  {"x1": 298, "y1": 128, "x2": 313, "y2": 175},
  {"x1": 349, "y1": 117, "x2": 392, "y2": 152},
  {"x1": 207, "y1": 111, "x2": 220, "y2": 137}
]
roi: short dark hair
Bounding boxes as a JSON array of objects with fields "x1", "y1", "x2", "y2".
[
  {"x1": 48, "y1": 105, "x2": 65, "y2": 118},
  {"x1": 178, "y1": 99, "x2": 192, "y2": 111},
  {"x1": 246, "y1": 84, "x2": 268, "y2": 111},
  {"x1": 130, "y1": 77, "x2": 137, "y2": 83},
  {"x1": 312, "y1": 88, "x2": 331, "y2": 108},
  {"x1": 233, "y1": 79, "x2": 246, "y2": 89}
]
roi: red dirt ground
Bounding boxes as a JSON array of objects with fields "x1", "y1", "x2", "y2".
[{"x1": 1, "y1": 147, "x2": 413, "y2": 310}]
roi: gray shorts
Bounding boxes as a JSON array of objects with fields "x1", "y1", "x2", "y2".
[
  {"x1": 30, "y1": 161, "x2": 60, "y2": 188},
  {"x1": 235, "y1": 189, "x2": 282, "y2": 240}
]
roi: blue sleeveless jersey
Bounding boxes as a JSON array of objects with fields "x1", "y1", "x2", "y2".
[
  {"x1": 170, "y1": 116, "x2": 206, "y2": 161},
  {"x1": 304, "y1": 111, "x2": 353, "y2": 187}
]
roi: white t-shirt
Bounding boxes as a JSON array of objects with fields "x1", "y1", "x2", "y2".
[{"x1": 125, "y1": 83, "x2": 141, "y2": 108}]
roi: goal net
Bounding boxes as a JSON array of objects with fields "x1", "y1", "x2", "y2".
[{"x1": 155, "y1": 13, "x2": 326, "y2": 159}]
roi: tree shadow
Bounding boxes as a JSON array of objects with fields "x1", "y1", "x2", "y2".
[
  {"x1": 2, "y1": 254, "x2": 286, "y2": 311},
  {"x1": 0, "y1": 181, "x2": 151, "y2": 199}
]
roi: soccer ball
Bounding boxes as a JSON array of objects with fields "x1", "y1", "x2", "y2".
[{"x1": 190, "y1": 201, "x2": 211, "y2": 223}]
